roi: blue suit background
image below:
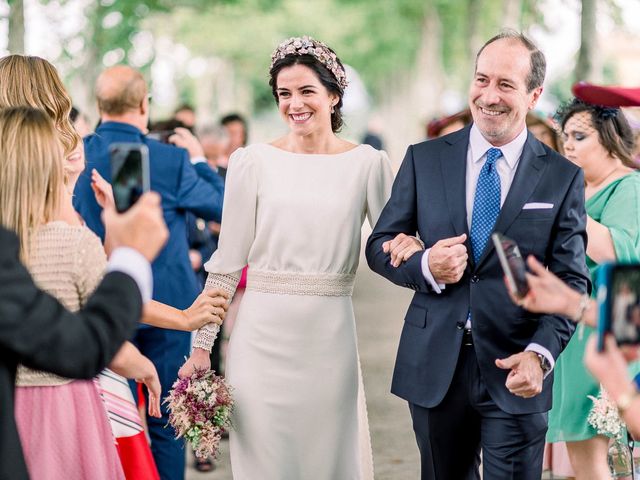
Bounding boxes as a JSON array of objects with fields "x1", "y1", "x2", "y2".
[{"x1": 74, "y1": 121, "x2": 224, "y2": 480}]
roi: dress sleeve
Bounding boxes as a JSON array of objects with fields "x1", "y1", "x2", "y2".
[
  {"x1": 193, "y1": 147, "x2": 257, "y2": 352},
  {"x1": 74, "y1": 228, "x2": 108, "y2": 306},
  {"x1": 600, "y1": 176, "x2": 640, "y2": 263},
  {"x1": 366, "y1": 149, "x2": 394, "y2": 228}
]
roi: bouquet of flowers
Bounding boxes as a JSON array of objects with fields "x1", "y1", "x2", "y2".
[
  {"x1": 588, "y1": 389, "x2": 632, "y2": 477},
  {"x1": 164, "y1": 369, "x2": 233, "y2": 459}
]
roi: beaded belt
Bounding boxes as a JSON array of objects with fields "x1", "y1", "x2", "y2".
[{"x1": 247, "y1": 270, "x2": 355, "y2": 296}]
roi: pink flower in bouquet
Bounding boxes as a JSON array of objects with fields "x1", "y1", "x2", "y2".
[{"x1": 164, "y1": 368, "x2": 233, "y2": 459}]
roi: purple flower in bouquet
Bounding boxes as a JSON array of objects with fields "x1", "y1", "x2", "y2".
[{"x1": 164, "y1": 368, "x2": 233, "y2": 459}]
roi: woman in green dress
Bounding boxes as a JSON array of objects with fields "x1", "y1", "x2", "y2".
[{"x1": 547, "y1": 98, "x2": 639, "y2": 478}]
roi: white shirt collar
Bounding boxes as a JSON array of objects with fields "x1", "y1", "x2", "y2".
[{"x1": 469, "y1": 123, "x2": 528, "y2": 170}]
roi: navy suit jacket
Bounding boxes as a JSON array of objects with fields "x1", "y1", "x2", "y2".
[
  {"x1": 74, "y1": 121, "x2": 224, "y2": 309},
  {"x1": 366, "y1": 125, "x2": 590, "y2": 415}
]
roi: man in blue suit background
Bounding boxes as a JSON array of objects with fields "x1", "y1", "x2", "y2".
[
  {"x1": 366, "y1": 31, "x2": 590, "y2": 479},
  {"x1": 74, "y1": 65, "x2": 224, "y2": 480}
]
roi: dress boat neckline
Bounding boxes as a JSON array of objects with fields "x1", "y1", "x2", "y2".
[{"x1": 261, "y1": 143, "x2": 366, "y2": 157}]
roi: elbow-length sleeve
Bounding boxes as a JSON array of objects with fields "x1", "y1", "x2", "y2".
[
  {"x1": 193, "y1": 147, "x2": 258, "y2": 351},
  {"x1": 366, "y1": 149, "x2": 394, "y2": 228},
  {"x1": 601, "y1": 175, "x2": 640, "y2": 263},
  {"x1": 75, "y1": 228, "x2": 108, "y2": 306}
]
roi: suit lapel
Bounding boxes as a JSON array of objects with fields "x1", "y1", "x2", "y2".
[
  {"x1": 475, "y1": 133, "x2": 547, "y2": 268},
  {"x1": 440, "y1": 126, "x2": 471, "y2": 240}
]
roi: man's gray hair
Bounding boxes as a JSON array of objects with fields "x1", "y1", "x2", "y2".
[{"x1": 475, "y1": 29, "x2": 546, "y2": 92}]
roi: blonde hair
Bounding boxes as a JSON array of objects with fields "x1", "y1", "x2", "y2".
[
  {"x1": 0, "y1": 107, "x2": 64, "y2": 262},
  {"x1": 0, "y1": 55, "x2": 80, "y2": 157}
]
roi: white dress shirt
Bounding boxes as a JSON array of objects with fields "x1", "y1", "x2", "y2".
[
  {"x1": 106, "y1": 247, "x2": 153, "y2": 303},
  {"x1": 419, "y1": 124, "x2": 554, "y2": 370}
]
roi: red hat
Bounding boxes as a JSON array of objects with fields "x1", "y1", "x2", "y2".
[
  {"x1": 572, "y1": 82, "x2": 640, "y2": 107},
  {"x1": 426, "y1": 109, "x2": 472, "y2": 138}
]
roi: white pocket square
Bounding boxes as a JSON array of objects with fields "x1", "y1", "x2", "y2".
[{"x1": 523, "y1": 202, "x2": 554, "y2": 210}]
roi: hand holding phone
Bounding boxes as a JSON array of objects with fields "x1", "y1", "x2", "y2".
[
  {"x1": 109, "y1": 143, "x2": 150, "y2": 213},
  {"x1": 492, "y1": 233, "x2": 529, "y2": 298},
  {"x1": 596, "y1": 263, "x2": 640, "y2": 351}
]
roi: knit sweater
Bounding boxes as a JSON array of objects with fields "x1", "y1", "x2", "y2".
[{"x1": 16, "y1": 222, "x2": 106, "y2": 387}]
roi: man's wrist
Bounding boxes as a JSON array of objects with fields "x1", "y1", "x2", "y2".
[{"x1": 525, "y1": 343, "x2": 554, "y2": 377}]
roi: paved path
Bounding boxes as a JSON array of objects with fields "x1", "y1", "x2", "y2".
[
  {"x1": 186, "y1": 235, "x2": 419, "y2": 479},
  {"x1": 184, "y1": 236, "x2": 564, "y2": 479}
]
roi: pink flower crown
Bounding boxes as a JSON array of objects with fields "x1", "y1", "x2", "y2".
[{"x1": 270, "y1": 36, "x2": 348, "y2": 91}]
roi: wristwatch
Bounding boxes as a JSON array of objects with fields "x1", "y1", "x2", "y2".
[
  {"x1": 536, "y1": 353, "x2": 551, "y2": 375},
  {"x1": 617, "y1": 388, "x2": 640, "y2": 414}
]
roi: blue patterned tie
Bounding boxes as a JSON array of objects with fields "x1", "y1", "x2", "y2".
[{"x1": 470, "y1": 148, "x2": 503, "y2": 264}]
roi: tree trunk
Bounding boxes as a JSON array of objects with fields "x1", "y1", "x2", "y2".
[
  {"x1": 502, "y1": 0, "x2": 523, "y2": 30},
  {"x1": 7, "y1": 0, "x2": 25, "y2": 54},
  {"x1": 575, "y1": 0, "x2": 600, "y2": 82},
  {"x1": 412, "y1": 1, "x2": 444, "y2": 122},
  {"x1": 467, "y1": 0, "x2": 483, "y2": 64},
  {"x1": 377, "y1": 1, "x2": 445, "y2": 165}
]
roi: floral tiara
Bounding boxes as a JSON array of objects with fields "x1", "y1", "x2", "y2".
[{"x1": 270, "y1": 36, "x2": 348, "y2": 91}]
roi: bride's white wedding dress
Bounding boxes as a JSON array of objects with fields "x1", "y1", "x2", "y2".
[{"x1": 193, "y1": 143, "x2": 392, "y2": 480}]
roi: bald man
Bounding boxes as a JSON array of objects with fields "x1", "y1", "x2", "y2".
[{"x1": 73, "y1": 65, "x2": 224, "y2": 480}]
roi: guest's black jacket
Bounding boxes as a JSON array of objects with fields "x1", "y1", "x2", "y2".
[{"x1": 0, "y1": 226, "x2": 142, "y2": 479}]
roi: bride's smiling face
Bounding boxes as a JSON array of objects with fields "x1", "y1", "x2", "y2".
[{"x1": 275, "y1": 64, "x2": 337, "y2": 136}]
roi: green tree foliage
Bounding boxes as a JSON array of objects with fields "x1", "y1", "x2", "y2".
[{"x1": 150, "y1": 0, "x2": 549, "y2": 112}]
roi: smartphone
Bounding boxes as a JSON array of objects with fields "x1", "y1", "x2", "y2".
[
  {"x1": 596, "y1": 262, "x2": 640, "y2": 351},
  {"x1": 109, "y1": 143, "x2": 150, "y2": 213},
  {"x1": 491, "y1": 233, "x2": 529, "y2": 298}
]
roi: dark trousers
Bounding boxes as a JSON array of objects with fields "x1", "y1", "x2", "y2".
[
  {"x1": 131, "y1": 326, "x2": 191, "y2": 480},
  {"x1": 409, "y1": 342, "x2": 547, "y2": 480}
]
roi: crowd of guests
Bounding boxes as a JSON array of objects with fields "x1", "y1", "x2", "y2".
[{"x1": 1, "y1": 27, "x2": 640, "y2": 480}]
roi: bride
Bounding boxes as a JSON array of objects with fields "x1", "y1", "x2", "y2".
[{"x1": 179, "y1": 36, "x2": 392, "y2": 480}]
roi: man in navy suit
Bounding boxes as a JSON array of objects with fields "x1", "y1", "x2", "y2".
[
  {"x1": 74, "y1": 66, "x2": 224, "y2": 480},
  {"x1": 366, "y1": 31, "x2": 590, "y2": 479}
]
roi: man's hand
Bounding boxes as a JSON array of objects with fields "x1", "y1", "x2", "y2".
[
  {"x1": 495, "y1": 351, "x2": 544, "y2": 398},
  {"x1": 178, "y1": 347, "x2": 211, "y2": 379},
  {"x1": 169, "y1": 127, "x2": 205, "y2": 159},
  {"x1": 428, "y1": 234, "x2": 468, "y2": 284},
  {"x1": 382, "y1": 233, "x2": 424, "y2": 267},
  {"x1": 182, "y1": 289, "x2": 229, "y2": 331},
  {"x1": 189, "y1": 249, "x2": 203, "y2": 271},
  {"x1": 103, "y1": 192, "x2": 168, "y2": 262}
]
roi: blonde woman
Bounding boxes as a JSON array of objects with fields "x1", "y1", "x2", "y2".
[
  {"x1": 0, "y1": 107, "x2": 143, "y2": 478},
  {"x1": 0, "y1": 56, "x2": 227, "y2": 479}
]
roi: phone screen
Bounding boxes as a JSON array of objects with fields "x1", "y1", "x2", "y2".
[
  {"x1": 491, "y1": 233, "x2": 529, "y2": 298},
  {"x1": 607, "y1": 265, "x2": 640, "y2": 346},
  {"x1": 110, "y1": 143, "x2": 150, "y2": 213}
]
